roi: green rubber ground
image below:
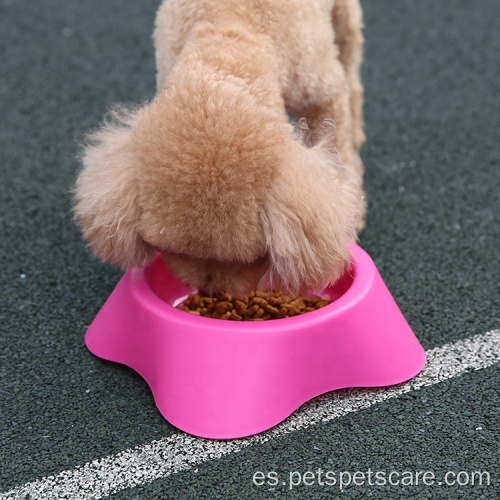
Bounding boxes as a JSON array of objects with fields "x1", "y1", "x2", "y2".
[{"x1": 1, "y1": 1, "x2": 498, "y2": 498}]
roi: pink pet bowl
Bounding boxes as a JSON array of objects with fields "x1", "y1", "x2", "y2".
[{"x1": 85, "y1": 244, "x2": 425, "y2": 439}]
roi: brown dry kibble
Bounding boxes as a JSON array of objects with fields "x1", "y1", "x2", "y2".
[
  {"x1": 215, "y1": 301, "x2": 232, "y2": 314},
  {"x1": 230, "y1": 311, "x2": 243, "y2": 321},
  {"x1": 253, "y1": 307, "x2": 266, "y2": 319},
  {"x1": 246, "y1": 304, "x2": 260, "y2": 317},
  {"x1": 234, "y1": 300, "x2": 247, "y2": 315},
  {"x1": 219, "y1": 311, "x2": 232, "y2": 320},
  {"x1": 176, "y1": 289, "x2": 331, "y2": 320},
  {"x1": 264, "y1": 304, "x2": 280, "y2": 316}
]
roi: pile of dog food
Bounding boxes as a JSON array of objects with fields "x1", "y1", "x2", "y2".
[{"x1": 176, "y1": 290, "x2": 331, "y2": 320}]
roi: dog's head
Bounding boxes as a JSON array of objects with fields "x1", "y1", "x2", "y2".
[{"x1": 74, "y1": 74, "x2": 361, "y2": 296}]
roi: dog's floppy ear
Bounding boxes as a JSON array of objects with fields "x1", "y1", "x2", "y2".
[
  {"x1": 260, "y1": 143, "x2": 360, "y2": 293},
  {"x1": 73, "y1": 107, "x2": 154, "y2": 268}
]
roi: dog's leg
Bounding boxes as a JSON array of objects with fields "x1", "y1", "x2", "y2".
[
  {"x1": 332, "y1": 0, "x2": 365, "y2": 153},
  {"x1": 296, "y1": 54, "x2": 364, "y2": 184},
  {"x1": 289, "y1": 56, "x2": 366, "y2": 233},
  {"x1": 301, "y1": 66, "x2": 354, "y2": 158},
  {"x1": 291, "y1": 0, "x2": 366, "y2": 228},
  {"x1": 289, "y1": 51, "x2": 366, "y2": 230}
]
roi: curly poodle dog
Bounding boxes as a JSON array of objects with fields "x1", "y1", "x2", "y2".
[{"x1": 74, "y1": 0, "x2": 366, "y2": 297}]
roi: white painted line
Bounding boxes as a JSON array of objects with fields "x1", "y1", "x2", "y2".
[{"x1": 1, "y1": 329, "x2": 498, "y2": 500}]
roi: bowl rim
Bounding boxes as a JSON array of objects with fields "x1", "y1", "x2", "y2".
[{"x1": 129, "y1": 243, "x2": 375, "y2": 333}]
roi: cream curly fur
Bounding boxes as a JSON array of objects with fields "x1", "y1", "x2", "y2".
[{"x1": 74, "y1": 0, "x2": 366, "y2": 296}]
